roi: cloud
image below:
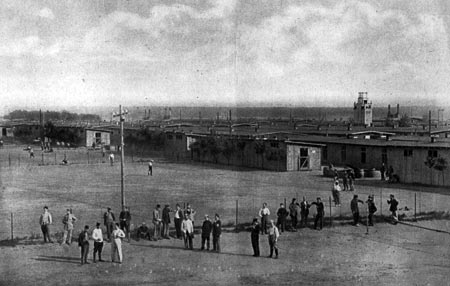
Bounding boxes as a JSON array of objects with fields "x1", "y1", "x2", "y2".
[{"x1": 37, "y1": 7, "x2": 55, "y2": 20}]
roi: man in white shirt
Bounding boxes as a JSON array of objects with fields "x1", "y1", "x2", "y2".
[
  {"x1": 39, "y1": 206, "x2": 53, "y2": 243},
  {"x1": 181, "y1": 215, "x2": 194, "y2": 250},
  {"x1": 111, "y1": 223, "x2": 125, "y2": 263},
  {"x1": 92, "y1": 222, "x2": 104, "y2": 263},
  {"x1": 268, "y1": 220, "x2": 280, "y2": 259},
  {"x1": 148, "y1": 160, "x2": 153, "y2": 176},
  {"x1": 258, "y1": 203, "x2": 270, "y2": 235}
]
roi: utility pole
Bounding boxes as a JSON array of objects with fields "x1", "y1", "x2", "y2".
[{"x1": 113, "y1": 105, "x2": 128, "y2": 211}]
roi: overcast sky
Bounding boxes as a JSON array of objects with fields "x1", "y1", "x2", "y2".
[{"x1": 1, "y1": 0, "x2": 450, "y2": 114}]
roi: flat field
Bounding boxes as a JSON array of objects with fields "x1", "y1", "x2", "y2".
[{"x1": 1, "y1": 146, "x2": 450, "y2": 285}]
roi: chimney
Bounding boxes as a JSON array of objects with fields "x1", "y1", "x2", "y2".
[
  {"x1": 388, "y1": 104, "x2": 391, "y2": 117},
  {"x1": 229, "y1": 110, "x2": 232, "y2": 122},
  {"x1": 429, "y1": 110, "x2": 432, "y2": 141},
  {"x1": 396, "y1": 104, "x2": 399, "y2": 116}
]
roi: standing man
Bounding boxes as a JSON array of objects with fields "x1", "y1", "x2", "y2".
[
  {"x1": 103, "y1": 207, "x2": 116, "y2": 242},
  {"x1": 250, "y1": 218, "x2": 260, "y2": 257},
  {"x1": 212, "y1": 214, "x2": 222, "y2": 253},
  {"x1": 162, "y1": 204, "x2": 172, "y2": 239},
  {"x1": 380, "y1": 163, "x2": 386, "y2": 181},
  {"x1": 288, "y1": 198, "x2": 298, "y2": 231},
  {"x1": 259, "y1": 203, "x2": 270, "y2": 234},
  {"x1": 184, "y1": 203, "x2": 196, "y2": 227},
  {"x1": 181, "y1": 214, "x2": 194, "y2": 250},
  {"x1": 350, "y1": 195, "x2": 364, "y2": 226},
  {"x1": 29, "y1": 147, "x2": 34, "y2": 158},
  {"x1": 332, "y1": 181, "x2": 341, "y2": 206},
  {"x1": 300, "y1": 197, "x2": 310, "y2": 228},
  {"x1": 366, "y1": 195, "x2": 377, "y2": 226},
  {"x1": 174, "y1": 204, "x2": 183, "y2": 239},
  {"x1": 61, "y1": 208, "x2": 77, "y2": 245},
  {"x1": 387, "y1": 194, "x2": 399, "y2": 224},
  {"x1": 200, "y1": 214, "x2": 212, "y2": 251},
  {"x1": 39, "y1": 206, "x2": 53, "y2": 243},
  {"x1": 111, "y1": 223, "x2": 125, "y2": 263},
  {"x1": 310, "y1": 197, "x2": 324, "y2": 230},
  {"x1": 92, "y1": 222, "x2": 104, "y2": 263},
  {"x1": 276, "y1": 203, "x2": 289, "y2": 233},
  {"x1": 78, "y1": 225, "x2": 90, "y2": 265},
  {"x1": 109, "y1": 153, "x2": 114, "y2": 166},
  {"x1": 267, "y1": 220, "x2": 280, "y2": 259},
  {"x1": 148, "y1": 160, "x2": 153, "y2": 176},
  {"x1": 152, "y1": 204, "x2": 162, "y2": 240},
  {"x1": 119, "y1": 206, "x2": 131, "y2": 242}
]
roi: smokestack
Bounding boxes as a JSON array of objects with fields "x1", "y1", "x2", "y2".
[
  {"x1": 229, "y1": 110, "x2": 232, "y2": 122},
  {"x1": 144, "y1": 109, "x2": 147, "y2": 119},
  {"x1": 199, "y1": 111, "x2": 202, "y2": 125},
  {"x1": 396, "y1": 104, "x2": 399, "y2": 116},
  {"x1": 388, "y1": 104, "x2": 391, "y2": 116},
  {"x1": 168, "y1": 107, "x2": 172, "y2": 119}
]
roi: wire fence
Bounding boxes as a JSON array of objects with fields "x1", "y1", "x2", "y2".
[{"x1": 0, "y1": 188, "x2": 443, "y2": 242}]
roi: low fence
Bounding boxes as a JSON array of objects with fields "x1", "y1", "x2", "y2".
[{"x1": 0, "y1": 189, "x2": 441, "y2": 242}]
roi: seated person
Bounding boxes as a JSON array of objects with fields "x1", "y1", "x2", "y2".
[{"x1": 136, "y1": 222, "x2": 151, "y2": 241}]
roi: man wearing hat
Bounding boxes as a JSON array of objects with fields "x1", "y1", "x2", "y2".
[
  {"x1": 79, "y1": 225, "x2": 90, "y2": 265},
  {"x1": 103, "y1": 207, "x2": 116, "y2": 242},
  {"x1": 310, "y1": 197, "x2": 324, "y2": 230},
  {"x1": 119, "y1": 206, "x2": 131, "y2": 242},
  {"x1": 92, "y1": 222, "x2": 104, "y2": 262},
  {"x1": 387, "y1": 194, "x2": 399, "y2": 224},
  {"x1": 200, "y1": 214, "x2": 212, "y2": 250},
  {"x1": 250, "y1": 218, "x2": 260, "y2": 257},
  {"x1": 162, "y1": 204, "x2": 172, "y2": 239},
  {"x1": 350, "y1": 195, "x2": 364, "y2": 226},
  {"x1": 61, "y1": 208, "x2": 77, "y2": 245},
  {"x1": 366, "y1": 195, "x2": 377, "y2": 226}
]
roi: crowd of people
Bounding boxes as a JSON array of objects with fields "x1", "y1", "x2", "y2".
[{"x1": 38, "y1": 188, "x2": 401, "y2": 265}]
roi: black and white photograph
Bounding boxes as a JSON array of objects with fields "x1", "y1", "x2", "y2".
[{"x1": 1, "y1": 0, "x2": 450, "y2": 285}]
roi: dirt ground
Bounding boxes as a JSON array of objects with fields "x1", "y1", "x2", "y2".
[{"x1": 1, "y1": 146, "x2": 450, "y2": 285}]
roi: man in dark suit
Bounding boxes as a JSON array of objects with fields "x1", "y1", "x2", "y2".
[
  {"x1": 212, "y1": 214, "x2": 222, "y2": 253},
  {"x1": 250, "y1": 218, "x2": 260, "y2": 257},
  {"x1": 200, "y1": 214, "x2": 212, "y2": 250},
  {"x1": 310, "y1": 197, "x2": 324, "y2": 230}
]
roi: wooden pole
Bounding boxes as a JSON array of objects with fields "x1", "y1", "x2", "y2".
[
  {"x1": 365, "y1": 203, "x2": 369, "y2": 235},
  {"x1": 329, "y1": 196, "x2": 332, "y2": 227},
  {"x1": 235, "y1": 199, "x2": 238, "y2": 229},
  {"x1": 9, "y1": 153, "x2": 11, "y2": 167},
  {"x1": 414, "y1": 193, "x2": 417, "y2": 221},
  {"x1": 120, "y1": 105, "x2": 125, "y2": 211},
  {"x1": 54, "y1": 152, "x2": 57, "y2": 164},
  {"x1": 380, "y1": 189, "x2": 383, "y2": 216},
  {"x1": 10, "y1": 213, "x2": 13, "y2": 240},
  {"x1": 41, "y1": 153, "x2": 44, "y2": 165}
]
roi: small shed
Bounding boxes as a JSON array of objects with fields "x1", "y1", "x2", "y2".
[
  {"x1": 286, "y1": 141, "x2": 324, "y2": 171},
  {"x1": 85, "y1": 128, "x2": 112, "y2": 148}
]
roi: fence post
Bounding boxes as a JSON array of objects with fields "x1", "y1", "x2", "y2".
[
  {"x1": 54, "y1": 153, "x2": 57, "y2": 164},
  {"x1": 329, "y1": 196, "x2": 332, "y2": 227},
  {"x1": 380, "y1": 189, "x2": 383, "y2": 217},
  {"x1": 414, "y1": 193, "x2": 417, "y2": 221},
  {"x1": 235, "y1": 199, "x2": 238, "y2": 230},
  {"x1": 9, "y1": 153, "x2": 11, "y2": 167},
  {"x1": 41, "y1": 153, "x2": 44, "y2": 165},
  {"x1": 10, "y1": 213, "x2": 13, "y2": 240}
]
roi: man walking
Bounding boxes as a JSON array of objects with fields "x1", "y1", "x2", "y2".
[
  {"x1": 300, "y1": 197, "x2": 310, "y2": 228},
  {"x1": 288, "y1": 198, "x2": 298, "y2": 231},
  {"x1": 276, "y1": 203, "x2": 289, "y2": 233},
  {"x1": 119, "y1": 206, "x2": 131, "y2": 242},
  {"x1": 174, "y1": 204, "x2": 183, "y2": 239},
  {"x1": 39, "y1": 206, "x2": 53, "y2": 243},
  {"x1": 61, "y1": 208, "x2": 77, "y2": 245},
  {"x1": 387, "y1": 194, "x2": 399, "y2": 224},
  {"x1": 111, "y1": 223, "x2": 125, "y2": 263},
  {"x1": 162, "y1": 204, "x2": 172, "y2": 239},
  {"x1": 259, "y1": 203, "x2": 270, "y2": 234},
  {"x1": 148, "y1": 160, "x2": 153, "y2": 176},
  {"x1": 78, "y1": 225, "x2": 90, "y2": 265},
  {"x1": 212, "y1": 214, "x2": 222, "y2": 253},
  {"x1": 92, "y1": 222, "x2": 104, "y2": 263},
  {"x1": 103, "y1": 207, "x2": 116, "y2": 242},
  {"x1": 380, "y1": 163, "x2": 386, "y2": 181},
  {"x1": 310, "y1": 197, "x2": 324, "y2": 230},
  {"x1": 350, "y1": 195, "x2": 364, "y2": 226},
  {"x1": 366, "y1": 195, "x2": 377, "y2": 226},
  {"x1": 152, "y1": 204, "x2": 162, "y2": 240},
  {"x1": 250, "y1": 218, "x2": 260, "y2": 257},
  {"x1": 109, "y1": 153, "x2": 114, "y2": 166},
  {"x1": 267, "y1": 220, "x2": 279, "y2": 259},
  {"x1": 181, "y1": 214, "x2": 194, "y2": 250},
  {"x1": 200, "y1": 214, "x2": 212, "y2": 251},
  {"x1": 332, "y1": 181, "x2": 341, "y2": 206}
]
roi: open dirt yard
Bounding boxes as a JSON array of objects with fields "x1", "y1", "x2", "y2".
[{"x1": 1, "y1": 146, "x2": 450, "y2": 285}]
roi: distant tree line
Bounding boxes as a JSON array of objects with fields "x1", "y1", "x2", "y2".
[{"x1": 5, "y1": 110, "x2": 101, "y2": 122}]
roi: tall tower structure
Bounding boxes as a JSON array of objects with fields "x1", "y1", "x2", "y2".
[{"x1": 353, "y1": 92, "x2": 372, "y2": 126}]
